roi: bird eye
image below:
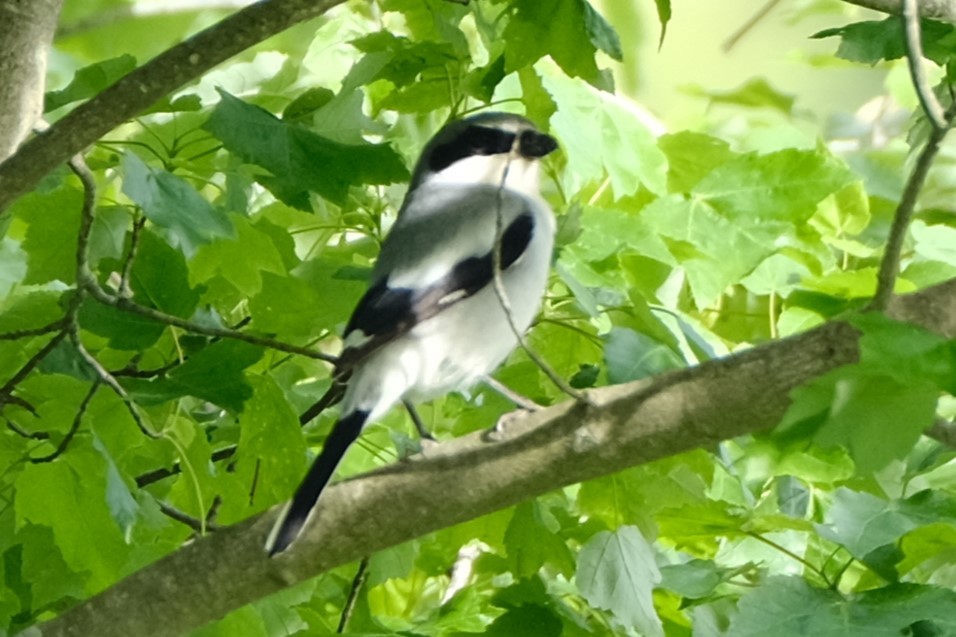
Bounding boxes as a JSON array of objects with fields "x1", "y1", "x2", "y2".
[{"x1": 466, "y1": 126, "x2": 516, "y2": 155}]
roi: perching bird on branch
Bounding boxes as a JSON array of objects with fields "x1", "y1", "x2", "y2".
[{"x1": 266, "y1": 112, "x2": 558, "y2": 555}]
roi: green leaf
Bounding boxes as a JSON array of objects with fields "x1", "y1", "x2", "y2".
[
  {"x1": 0, "y1": 290, "x2": 63, "y2": 333},
  {"x1": 815, "y1": 373, "x2": 937, "y2": 473},
  {"x1": 129, "y1": 229, "x2": 201, "y2": 318},
  {"x1": 642, "y1": 196, "x2": 781, "y2": 307},
  {"x1": 582, "y1": 2, "x2": 623, "y2": 61},
  {"x1": 92, "y1": 433, "x2": 139, "y2": 537},
  {"x1": 817, "y1": 488, "x2": 956, "y2": 559},
  {"x1": 290, "y1": 256, "x2": 369, "y2": 333},
  {"x1": 659, "y1": 559, "x2": 724, "y2": 599},
  {"x1": 813, "y1": 18, "x2": 956, "y2": 65},
  {"x1": 247, "y1": 271, "x2": 328, "y2": 340},
  {"x1": 77, "y1": 297, "x2": 166, "y2": 350},
  {"x1": 0, "y1": 238, "x2": 27, "y2": 297},
  {"x1": 603, "y1": 327, "x2": 683, "y2": 384},
  {"x1": 189, "y1": 215, "x2": 286, "y2": 297},
  {"x1": 122, "y1": 153, "x2": 234, "y2": 256},
  {"x1": 689, "y1": 78, "x2": 796, "y2": 114},
  {"x1": 505, "y1": 0, "x2": 614, "y2": 90},
  {"x1": 45, "y1": 54, "x2": 137, "y2": 112},
  {"x1": 484, "y1": 604, "x2": 564, "y2": 637},
  {"x1": 653, "y1": 0, "x2": 672, "y2": 46},
  {"x1": 15, "y1": 187, "x2": 83, "y2": 285},
  {"x1": 123, "y1": 340, "x2": 263, "y2": 412},
  {"x1": 694, "y1": 148, "x2": 855, "y2": 224},
  {"x1": 658, "y1": 131, "x2": 736, "y2": 193},
  {"x1": 730, "y1": 577, "x2": 956, "y2": 636},
  {"x1": 230, "y1": 377, "x2": 307, "y2": 519},
  {"x1": 543, "y1": 70, "x2": 667, "y2": 198},
  {"x1": 504, "y1": 501, "x2": 574, "y2": 578},
  {"x1": 576, "y1": 526, "x2": 662, "y2": 637},
  {"x1": 14, "y1": 446, "x2": 129, "y2": 591},
  {"x1": 203, "y1": 90, "x2": 408, "y2": 208}
]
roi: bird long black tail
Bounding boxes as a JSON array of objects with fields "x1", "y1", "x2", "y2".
[{"x1": 266, "y1": 409, "x2": 369, "y2": 556}]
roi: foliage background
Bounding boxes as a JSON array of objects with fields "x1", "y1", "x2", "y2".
[{"x1": 2, "y1": 0, "x2": 956, "y2": 635}]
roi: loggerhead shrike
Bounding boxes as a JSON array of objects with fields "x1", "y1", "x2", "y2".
[{"x1": 266, "y1": 112, "x2": 558, "y2": 555}]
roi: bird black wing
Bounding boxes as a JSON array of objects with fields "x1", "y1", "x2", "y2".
[{"x1": 336, "y1": 210, "x2": 535, "y2": 373}]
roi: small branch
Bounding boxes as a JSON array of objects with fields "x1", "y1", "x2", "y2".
[
  {"x1": 483, "y1": 375, "x2": 543, "y2": 411},
  {"x1": 158, "y1": 500, "x2": 221, "y2": 534},
  {"x1": 3, "y1": 395, "x2": 38, "y2": 416},
  {"x1": 337, "y1": 557, "x2": 370, "y2": 634},
  {"x1": 0, "y1": 330, "x2": 68, "y2": 408},
  {"x1": 68, "y1": 155, "x2": 157, "y2": 439},
  {"x1": 135, "y1": 390, "x2": 336, "y2": 488},
  {"x1": 0, "y1": 0, "x2": 349, "y2": 214},
  {"x1": 6, "y1": 419, "x2": 50, "y2": 441},
  {"x1": 491, "y1": 162, "x2": 590, "y2": 404},
  {"x1": 30, "y1": 381, "x2": 99, "y2": 463},
  {"x1": 83, "y1": 284, "x2": 337, "y2": 363},
  {"x1": 72, "y1": 330, "x2": 158, "y2": 438},
  {"x1": 869, "y1": 111, "x2": 953, "y2": 310},
  {"x1": 902, "y1": 0, "x2": 948, "y2": 130},
  {"x1": 119, "y1": 214, "x2": 147, "y2": 296},
  {"x1": 722, "y1": 0, "x2": 783, "y2": 52},
  {"x1": 136, "y1": 446, "x2": 238, "y2": 488},
  {"x1": 0, "y1": 319, "x2": 67, "y2": 341},
  {"x1": 840, "y1": 0, "x2": 956, "y2": 23},
  {"x1": 745, "y1": 531, "x2": 832, "y2": 587}
]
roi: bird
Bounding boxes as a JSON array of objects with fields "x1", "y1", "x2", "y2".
[{"x1": 265, "y1": 111, "x2": 558, "y2": 556}]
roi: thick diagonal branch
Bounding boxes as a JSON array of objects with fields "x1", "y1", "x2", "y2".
[
  {"x1": 29, "y1": 278, "x2": 956, "y2": 637},
  {"x1": 0, "y1": 0, "x2": 346, "y2": 214}
]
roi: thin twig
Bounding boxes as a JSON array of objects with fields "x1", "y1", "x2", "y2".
[
  {"x1": 337, "y1": 557, "x2": 370, "y2": 634},
  {"x1": 745, "y1": 531, "x2": 831, "y2": 588},
  {"x1": 82, "y1": 284, "x2": 337, "y2": 363},
  {"x1": 6, "y1": 419, "x2": 50, "y2": 440},
  {"x1": 0, "y1": 330, "x2": 68, "y2": 407},
  {"x1": 490, "y1": 161, "x2": 590, "y2": 404},
  {"x1": 30, "y1": 381, "x2": 100, "y2": 463},
  {"x1": 119, "y1": 214, "x2": 147, "y2": 296},
  {"x1": 136, "y1": 446, "x2": 238, "y2": 488},
  {"x1": 902, "y1": 0, "x2": 948, "y2": 130},
  {"x1": 0, "y1": 319, "x2": 68, "y2": 341},
  {"x1": 71, "y1": 329, "x2": 158, "y2": 438},
  {"x1": 868, "y1": 8, "x2": 956, "y2": 310},
  {"x1": 158, "y1": 500, "x2": 221, "y2": 533},
  {"x1": 483, "y1": 375, "x2": 543, "y2": 411},
  {"x1": 868, "y1": 114, "x2": 953, "y2": 310},
  {"x1": 68, "y1": 155, "x2": 158, "y2": 439},
  {"x1": 3, "y1": 395, "x2": 38, "y2": 416},
  {"x1": 722, "y1": 0, "x2": 784, "y2": 53}
]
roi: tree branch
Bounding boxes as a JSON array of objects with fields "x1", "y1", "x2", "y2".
[
  {"x1": 840, "y1": 0, "x2": 956, "y2": 23},
  {"x1": 902, "y1": 0, "x2": 948, "y2": 130},
  {"x1": 28, "y1": 277, "x2": 956, "y2": 637},
  {"x1": 0, "y1": 0, "x2": 348, "y2": 214},
  {"x1": 0, "y1": 0, "x2": 63, "y2": 159}
]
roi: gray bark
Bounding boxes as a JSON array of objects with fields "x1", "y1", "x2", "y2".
[
  {"x1": 0, "y1": 0, "x2": 64, "y2": 160},
  {"x1": 843, "y1": 0, "x2": 956, "y2": 22}
]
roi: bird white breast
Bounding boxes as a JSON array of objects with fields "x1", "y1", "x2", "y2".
[{"x1": 342, "y1": 195, "x2": 555, "y2": 421}]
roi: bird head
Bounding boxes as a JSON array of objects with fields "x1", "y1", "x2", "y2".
[{"x1": 406, "y1": 112, "x2": 558, "y2": 198}]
